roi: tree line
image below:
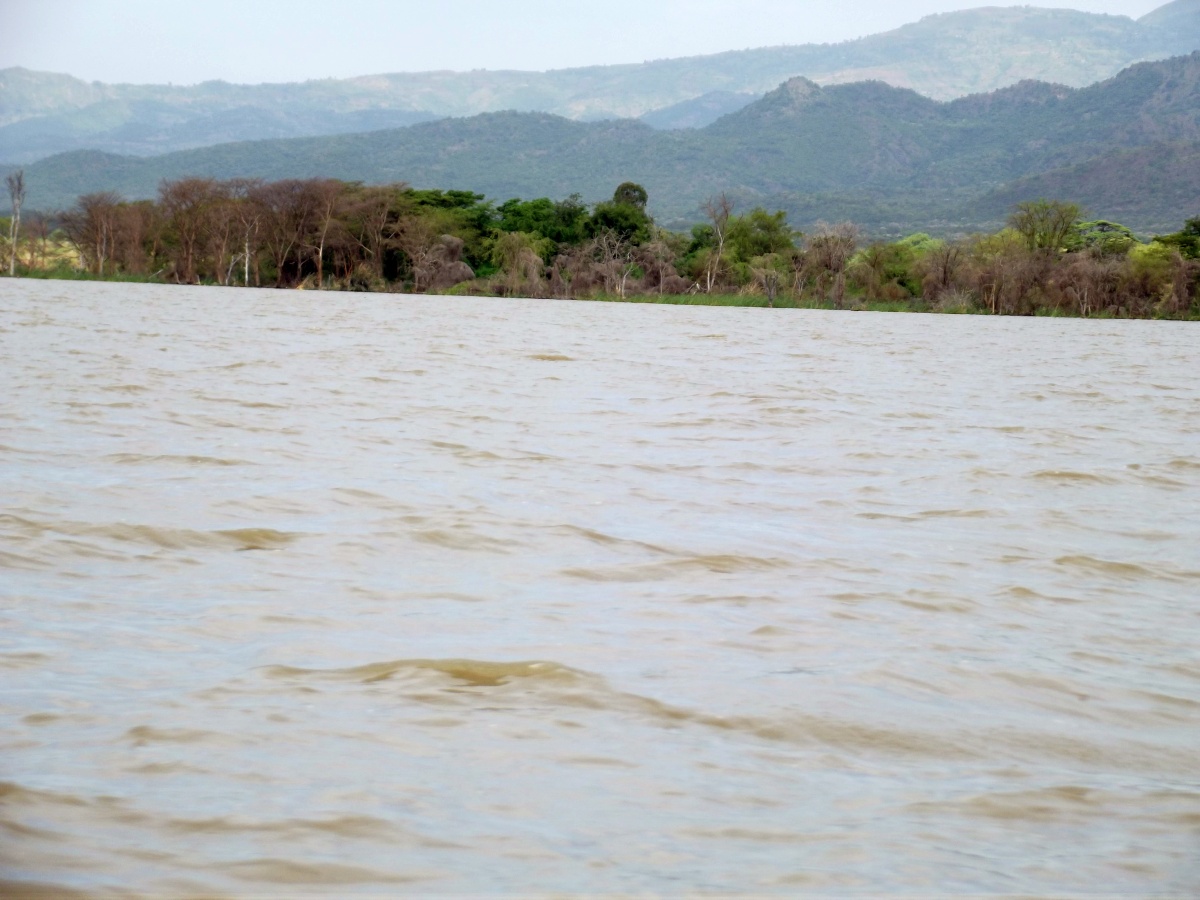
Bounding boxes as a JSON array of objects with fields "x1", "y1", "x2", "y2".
[{"x1": 2, "y1": 173, "x2": 1198, "y2": 318}]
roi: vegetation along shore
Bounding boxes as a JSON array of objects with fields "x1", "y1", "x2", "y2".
[{"x1": 2, "y1": 175, "x2": 1197, "y2": 319}]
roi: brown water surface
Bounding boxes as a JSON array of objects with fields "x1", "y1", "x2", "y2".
[{"x1": 1, "y1": 281, "x2": 1198, "y2": 896}]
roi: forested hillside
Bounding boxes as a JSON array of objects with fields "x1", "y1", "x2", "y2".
[
  {"x1": 11, "y1": 53, "x2": 1200, "y2": 235},
  {"x1": 968, "y1": 141, "x2": 1200, "y2": 224},
  {"x1": 1, "y1": 1, "x2": 1197, "y2": 162}
]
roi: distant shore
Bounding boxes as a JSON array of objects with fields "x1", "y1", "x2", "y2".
[{"x1": 3, "y1": 179, "x2": 1197, "y2": 321}]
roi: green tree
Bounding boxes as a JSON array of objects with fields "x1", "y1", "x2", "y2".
[
  {"x1": 408, "y1": 189, "x2": 496, "y2": 268},
  {"x1": 1155, "y1": 217, "x2": 1200, "y2": 260},
  {"x1": 489, "y1": 230, "x2": 550, "y2": 296},
  {"x1": 395, "y1": 207, "x2": 465, "y2": 290},
  {"x1": 612, "y1": 182, "x2": 648, "y2": 211},
  {"x1": 550, "y1": 195, "x2": 590, "y2": 245},
  {"x1": 895, "y1": 232, "x2": 941, "y2": 256},
  {"x1": 497, "y1": 195, "x2": 588, "y2": 249},
  {"x1": 751, "y1": 253, "x2": 791, "y2": 306},
  {"x1": 587, "y1": 200, "x2": 651, "y2": 245},
  {"x1": 1071, "y1": 220, "x2": 1137, "y2": 256},
  {"x1": 850, "y1": 241, "x2": 919, "y2": 301},
  {"x1": 585, "y1": 183, "x2": 652, "y2": 245},
  {"x1": 726, "y1": 207, "x2": 797, "y2": 264},
  {"x1": 1008, "y1": 199, "x2": 1082, "y2": 253}
]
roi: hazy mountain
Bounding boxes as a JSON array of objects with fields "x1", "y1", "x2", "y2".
[
  {"x1": 0, "y1": 101, "x2": 437, "y2": 163},
  {"x1": 639, "y1": 92, "x2": 759, "y2": 130},
  {"x1": 14, "y1": 53, "x2": 1199, "y2": 236},
  {"x1": 1, "y1": 1, "x2": 1198, "y2": 162},
  {"x1": 1140, "y1": 0, "x2": 1200, "y2": 31}
]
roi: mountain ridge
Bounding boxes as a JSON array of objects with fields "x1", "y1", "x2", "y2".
[
  {"x1": 10, "y1": 52, "x2": 1200, "y2": 237},
  {"x1": 2, "y1": 2, "x2": 1198, "y2": 162}
]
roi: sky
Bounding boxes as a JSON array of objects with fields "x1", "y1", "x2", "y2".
[{"x1": 0, "y1": 0, "x2": 1171, "y2": 85}]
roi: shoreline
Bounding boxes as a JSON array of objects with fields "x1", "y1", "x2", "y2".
[{"x1": 4, "y1": 272, "x2": 1197, "y2": 320}]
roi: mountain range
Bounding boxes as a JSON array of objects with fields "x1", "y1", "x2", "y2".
[
  {"x1": 1, "y1": 1, "x2": 1199, "y2": 162},
  {"x1": 8, "y1": 50, "x2": 1200, "y2": 237}
]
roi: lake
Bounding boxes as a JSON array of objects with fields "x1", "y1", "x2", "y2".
[{"x1": 2, "y1": 280, "x2": 1198, "y2": 896}]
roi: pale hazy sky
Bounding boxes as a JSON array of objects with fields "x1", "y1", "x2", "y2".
[{"x1": 0, "y1": 0, "x2": 1170, "y2": 85}]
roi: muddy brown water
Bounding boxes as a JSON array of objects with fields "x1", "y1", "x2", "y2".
[{"x1": 1, "y1": 280, "x2": 1198, "y2": 896}]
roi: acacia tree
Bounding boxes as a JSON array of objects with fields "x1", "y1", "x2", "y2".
[
  {"x1": 1009, "y1": 199, "x2": 1081, "y2": 254},
  {"x1": 6, "y1": 170, "x2": 25, "y2": 276},
  {"x1": 1073, "y1": 220, "x2": 1136, "y2": 257},
  {"x1": 1156, "y1": 217, "x2": 1200, "y2": 260}
]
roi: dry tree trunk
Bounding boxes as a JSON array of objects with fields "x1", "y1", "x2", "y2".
[{"x1": 6, "y1": 170, "x2": 25, "y2": 276}]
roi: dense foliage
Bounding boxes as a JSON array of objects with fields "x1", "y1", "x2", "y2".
[{"x1": 4, "y1": 178, "x2": 1196, "y2": 319}]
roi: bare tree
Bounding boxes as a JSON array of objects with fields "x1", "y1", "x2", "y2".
[
  {"x1": 701, "y1": 193, "x2": 735, "y2": 293},
  {"x1": 1059, "y1": 254, "x2": 1120, "y2": 317},
  {"x1": 548, "y1": 244, "x2": 592, "y2": 299},
  {"x1": 60, "y1": 192, "x2": 122, "y2": 276},
  {"x1": 207, "y1": 194, "x2": 243, "y2": 285},
  {"x1": 805, "y1": 222, "x2": 859, "y2": 308},
  {"x1": 160, "y1": 178, "x2": 225, "y2": 283},
  {"x1": 751, "y1": 254, "x2": 788, "y2": 307},
  {"x1": 430, "y1": 235, "x2": 474, "y2": 291},
  {"x1": 301, "y1": 179, "x2": 343, "y2": 288},
  {"x1": 395, "y1": 214, "x2": 447, "y2": 291},
  {"x1": 252, "y1": 179, "x2": 316, "y2": 287},
  {"x1": 638, "y1": 238, "x2": 684, "y2": 296},
  {"x1": 110, "y1": 200, "x2": 162, "y2": 275},
  {"x1": 227, "y1": 179, "x2": 263, "y2": 286},
  {"x1": 589, "y1": 229, "x2": 637, "y2": 298},
  {"x1": 918, "y1": 242, "x2": 966, "y2": 303},
  {"x1": 1167, "y1": 251, "x2": 1196, "y2": 318},
  {"x1": 6, "y1": 170, "x2": 25, "y2": 276},
  {"x1": 971, "y1": 246, "x2": 1047, "y2": 315},
  {"x1": 24, "y1": 212, "x2": 50, "y2": 271}
]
